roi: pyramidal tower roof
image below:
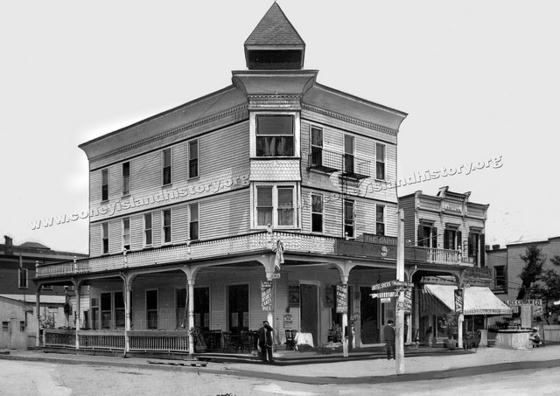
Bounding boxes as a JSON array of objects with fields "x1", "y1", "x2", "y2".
[{"x1": 244, "y1": 2, "x2": 306, "y2": 70}]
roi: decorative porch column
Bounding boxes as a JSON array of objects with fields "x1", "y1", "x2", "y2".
[
  {"x1": 74, "y1": 280, "x2": 81, "y2": 350},
  {"x1": 334, "y1": 260, "x2": 354, "y2": 358},
  {"x1": 120, "y1": 273, "x2": 135, "y2": 357},
  {"x1": 188, "y1": 278, "x2": 195, "y2": 355},
  {"x1": 35, "y1": 283, "x2": 41, "y2": 347}
]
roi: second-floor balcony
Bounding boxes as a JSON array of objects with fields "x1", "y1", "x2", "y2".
[{"x1": 36, "y1": 233, "x2": 481, "y2": 280}]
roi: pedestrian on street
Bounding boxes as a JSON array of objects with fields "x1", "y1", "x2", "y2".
[
  {"x1": 384, "y1": 319, "x2": 396, "y2": 360},
  {"x1": 258, "y1": 321, "x2": 274, "y2": 363}
]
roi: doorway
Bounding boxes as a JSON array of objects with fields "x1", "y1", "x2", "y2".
[
  {"x1": 300, "y1": 284, "x2": 319, "y2": 345},
  {"x1": 228, "y1": 284, "x2": 248, "y2": 333},
  {"x1": 360, "y1": 286, "x2": 379, "y2": 344}
]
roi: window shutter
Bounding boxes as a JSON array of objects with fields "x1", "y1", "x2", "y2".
[
  {"x1": 457, "y1": 231, "x2": 462, "y2": 251},
  {"x1": 443, "y1": 229, "x2": 450, "y2": 250},
  {"x1": 417, "y1": 225, "x2": 424, "y2": 247},
  {"x1": 431, "y1": 227, "x2": 438, "y2": 248}
]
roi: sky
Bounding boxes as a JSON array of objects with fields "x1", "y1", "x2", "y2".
[{"x1": 1, "y1": 1, "x2": 558, "y2": 254}]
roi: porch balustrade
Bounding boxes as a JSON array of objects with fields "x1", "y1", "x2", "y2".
[
  {"x1": 43, "y1": 329, "x2": 190, "y2": 352},
  {"x1": 35, "y1": 232, "x2": 338, "y2": 278}
]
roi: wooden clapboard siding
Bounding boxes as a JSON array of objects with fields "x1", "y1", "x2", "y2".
[
  {"x1": 108, "y1": 219, "x2": 122, "y2": 254},
  {"x1": 200, "y1": 189, "x2": 250, "y2": 240},
  {"x1": 200, "y1": 122, "x2": 249, "y2": 175},
  {"x1": 172, "y1": 204, "x2": 189, "y2": 244},
  {"x1": 89, "y1": 223, "x2": 101, "y2": 256}
]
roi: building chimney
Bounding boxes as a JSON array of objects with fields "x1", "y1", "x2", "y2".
[{"x1": 4, "y1": 235, "x2": 13, "y2": 255}]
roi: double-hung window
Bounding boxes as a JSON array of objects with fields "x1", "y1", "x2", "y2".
[
  {"x1": 311, "y1": 194, "x2": 323, "y2": 233},
  {"x1": 310, "y1": 127, "x2": 323, "y2": 167},
  {"x1": 376, "y1": 205, "x2": 385, "y2": 235},
  {"x1": 343, "y1": 199, "x2": 355, "y2": 238},
  {"x1": 344, "y1": 135, "x2": 355, "y2": 174},
  {"x1": 101, "y1": 169, "x2": 109, "y2": 201},
  {"x1": 162, "y1": 148, "x2": 172, "y2": 185},
  {"x1": 495, "y1": 266, "x2": 506, "y2": 289},
  {"x1": 18, "y1": 267, "x2": 28, "y2": 289},
  {"x1": 102, "y1": 222, "x2": 109, "y2": 254},
  {"x1": 443, "y1": 228, "x2": 461, "y2": 250},
  {"x1": 162, "y1": 209, "x2": 172, "y2": 244},
  {"x1": 122, "y1": 218, "x2": 130, "y2": 251},
  {"x1": 376, "y1": 143, "x2": 385, "y2": 180},
  {"x1": 144, "y1": 213, "x2": 152, "y2": 247},
  {"x1": 122, "y1": 162, "x2": 130, "y2": 195},
  {"x1": 418, "y1": 224, "x2": 438, "y2": 248},
  {"x1": 146, "y1": 290, "x2": 158, "y2": 329},
  {"x1": 188, "y1": 140, "x2": 199, "y2": 178},
  {"x1": 256, "y1": 115, "x2": 294, "y2": 156},
  {"x1": 255, "y1": 184, "x2": 296, "y2": 228},
  {"x1": 189, "y1": 203, "x2": 199, "y2": 240}
]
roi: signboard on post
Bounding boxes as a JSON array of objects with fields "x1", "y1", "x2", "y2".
[
  {"x1": 371, "y1": 280, "x2": 413, "y2": 291},
  {"x1": 370, "y1": 291, "x2": 398, "y2": 299},
  {"x1": 454, "y1": 289, "x2": 464, "y2": 313},
  {"x1": 336, "y1": 285, "x2": 348, "y2": 314},
  {"x1": 261, "y1": 281, "x2": 273, "y2": 311}
]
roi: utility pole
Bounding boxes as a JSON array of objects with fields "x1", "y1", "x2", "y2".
[{"x1": 396, "y1": 209, "x2": 405, "y2": 374}]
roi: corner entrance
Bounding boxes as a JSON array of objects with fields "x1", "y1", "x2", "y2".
[{"x1": 300, "y1": 284, "x2": 319, "y2": 346}]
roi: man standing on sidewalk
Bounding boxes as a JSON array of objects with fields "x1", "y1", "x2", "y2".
[
  {"x1": 258, "y1": 321, "x2": 274, "y2": 363},
  {"x1": 384, "y1": 320, "x2": 396, "y2": 360}
]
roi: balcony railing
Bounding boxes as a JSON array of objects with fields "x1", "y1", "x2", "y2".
[{"x1": 36, "y1": 232, "x2": 339, "y2": 279}]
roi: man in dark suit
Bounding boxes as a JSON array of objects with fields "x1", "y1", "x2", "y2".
[
  {"x1": 384, "y1": 319, "x2": 396, "y2": 360},
  {"x1": 258, "y1": 321, "x2": 274, "y2": 363}
]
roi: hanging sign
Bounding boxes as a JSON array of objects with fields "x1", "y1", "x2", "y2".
[
  {"x1": 261, "y1": 281, "x2": 273, "y2": 311},
  {"x1": 371, "y1": 280, "x2": 413, "y2": 291},
  {"x1": 336, "y1": 285, "x2": 348, "y2": 313},
  {"x1": 403, "y1": 288, "x2": 412, "y2": 312},
  {"x1": 370, "y1": 292, "x2": 398, "y2": 299},
  {"x1": 454, "y1": 289, "x2": 463, "y2": 313}
]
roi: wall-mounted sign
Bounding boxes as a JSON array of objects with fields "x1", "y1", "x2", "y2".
[
  {"x1": 454, "y1": 289, "x2": 463, "y2": 313},
  {"x1": 261, "y1": 281, "x2": 273, "y2": 311},
  {"x1": 288, "y1": 285, "x2": 300, "y2": 307},
  {"x1": 504, "y1": 299, "x2": 542, "y2": 306},
  {"x1": 370, "y1": 292, "x2": 398, "y2": 299},
  {"x1": 283, "y1": 313, "x2": 293, "y2": 329},
  {"x1": 442, "y1": 202, "x2": 463, "y2": 213},
  {"x1": 336, "y1": 285, "x2": 348, "y2": 314}
]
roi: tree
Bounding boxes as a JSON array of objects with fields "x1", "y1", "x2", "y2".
[
  {"x1": 530, "y1": 255, "x2": 560, "y2": 323},
  {"x1": 516, "y1": 244, "x2": 546, "y2": 300}
]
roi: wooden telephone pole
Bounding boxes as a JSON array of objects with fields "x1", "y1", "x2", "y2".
[{"x1": 396, "y1": 209, "x2": 405, "y2": 374}]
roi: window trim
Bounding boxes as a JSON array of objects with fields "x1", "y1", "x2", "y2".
[
  {"x1": 162, "y1": 148, "x2": 172, "y2": 186},
  {"x1": 376, "y1": 143, "x2": 386, "y2": 180},
  {"x1": 144, "y1": 213, "x2": 153, "y2": 247},
  {"x1": 162, "y1": 209, "x2": 172, "y2": 244},
  {"x1": 188, "y1": 139, "x2": 199, "y2": 179},
  {"x1": 122, "y1": 217, "x2": 130, "y2": 251},
  {"x1": 122, "y1": 162, "x2": 130, "y2": 196},
  {"x1": 311, "y1": 193, "x2": 323, "y2": 234},
  {"x1": 18, "y1": 267, "x2": 28, "y2": 289},
  {"x1": 310, "y1": 126, "x2": 323, "y2": 167},
  {"x1": 250, "y1": 111, "x2": 300, "y2": 158},
  {"x1": 376, "y1": 205, "x2": 385, "y2": 236},
  {"x1": 251, "y1": 182, "x2": 300, "y2": 229},
  {"x1": 101, "y1": 168, "x2": 109, "y2": 202},
  {"x1": 343, "y1": 198, "x2": 355, "y2": 238},
  {"x1": 101, "y1": 222, "x2": 109, "y2": 254}
]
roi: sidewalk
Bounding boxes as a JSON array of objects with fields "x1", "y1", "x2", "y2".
[{"x1": 2, "y1": 345, "x2": 560, "y2": 385}]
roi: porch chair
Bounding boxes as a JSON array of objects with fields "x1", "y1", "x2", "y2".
[
  {"x1": 239, "y1": 330, "x2": 254, "y2": 353},
  {"x1": 222, "y1": 331, "x2": 238, "y2": 353}
]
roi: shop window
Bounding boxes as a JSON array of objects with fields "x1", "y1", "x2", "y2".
[
  {"x1": 228, "y1": 284, "x2": 248, "y2": 333},
  {"x1": 194, "y1": 287, "x2": 210, "y2": 330},
  {"x1": 256, "y1": 115, "x2": 294, "y2": 157},
  {"x1": 146, "y1": 290, "x2": 158, "y2": 329},
  {"x1": 101, "y1": 293, "x2": 112, "y2": 329}
]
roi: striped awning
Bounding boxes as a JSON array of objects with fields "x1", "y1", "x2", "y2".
[{"x1": 422, "y1": 285, "x2": 512, "y2": 316}]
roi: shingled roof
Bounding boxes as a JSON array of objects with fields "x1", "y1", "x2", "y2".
[
  {"x1": 244, "y1": 3, "x2": 305, "y2": 70},
  {"x1": 245, "y1": 2, "x2": 305, "y2": 47}
]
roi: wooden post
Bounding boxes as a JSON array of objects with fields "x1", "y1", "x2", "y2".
[
  {"x1": 35, "y1": 286, "x2": 41, "y2": 347},
  {"x1": 396, "y1": 209, "x2": 405, "y2": 374},
  {"x1": 75, "y1": 282, "x2": 80, "y2": 350},
  {"x1": 188, "y1": 279, "x2": 195, "y2": 355}
]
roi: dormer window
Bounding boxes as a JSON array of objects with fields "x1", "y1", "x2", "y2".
[{"x1": 256, "y1": 115, "x2": 294, "y2": 157}]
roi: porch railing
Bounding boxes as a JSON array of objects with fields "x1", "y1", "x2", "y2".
[
  {"x1": 43, "y1": 329, "x2": 190, "y2": 352},
  {"x1": 36, "y1": 232, "x2": 338, "y2": 278}
]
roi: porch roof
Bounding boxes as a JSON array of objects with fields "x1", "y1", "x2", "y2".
[{"x1": 0, "y1": 294, "x2": 66, "y2": 304}]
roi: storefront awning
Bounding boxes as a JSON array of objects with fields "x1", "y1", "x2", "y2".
[{"x1": 423, "y1": 285, "x2": 512, "y2": 316}]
